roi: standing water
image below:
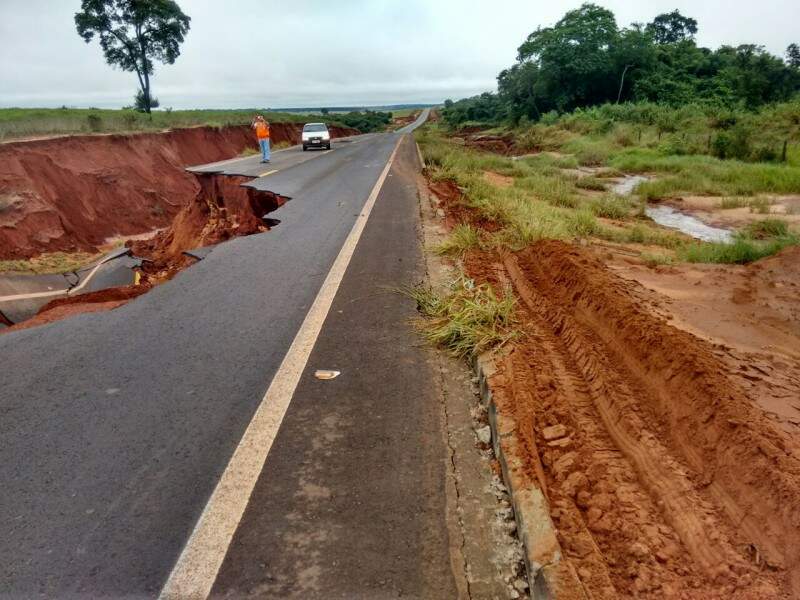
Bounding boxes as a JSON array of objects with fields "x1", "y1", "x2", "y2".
[{"x1": 611, "y1": 176, "x2": 733, "y2": 243}]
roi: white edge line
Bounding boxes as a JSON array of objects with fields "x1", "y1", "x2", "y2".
[{"x1": 158, "y1": 134, "x2": 406, "y2": 600}]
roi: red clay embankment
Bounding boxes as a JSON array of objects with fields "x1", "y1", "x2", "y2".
[{"x1": 0, "y1": 123, "x2": 356, "y2": 259}]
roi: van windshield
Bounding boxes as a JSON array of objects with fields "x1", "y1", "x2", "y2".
[{"x1": 303, "y1": 124, "x2": 328, "y2": 132}]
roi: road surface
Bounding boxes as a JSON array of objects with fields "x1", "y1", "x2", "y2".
[{"x1": 0, "y1": 110, "x2": 472, "y2": 598}]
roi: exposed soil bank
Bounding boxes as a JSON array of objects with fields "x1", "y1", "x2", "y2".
[
  {"x1": 129, "y1": 173, "x2": 288, "y2": 276},
  {"x1": 1, "y1": 171, "x2": 289, "y2": 333},
  {"x1": 429, "y1": 178, "x2": 800, "y2": 598},
  {"x1": 0, "y1": 123, "x2": 355, "y2": 260}
]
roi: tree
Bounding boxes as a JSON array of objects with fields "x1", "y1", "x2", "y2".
[
  {"x1": 612, "y1": 24, "x2": 657, "y2": 102},
  {"x1": 517, "y1": 3, "x2": 619, "y2": 111},
  {"x1": 134, "y1": 89, "x2": 159, "y2": 111},
  {"x1": 787, "y1": 43, "x2": 800, "y2": 68},
  {"x1": 321, "y1": 108, "x2": 330, "y2": 115},
  {"x1": 646, "y1": 10, "x2": 697, "y2": 44},
  {"x1": 75, "y1": 0, "x2": 190, "y2": 114}
]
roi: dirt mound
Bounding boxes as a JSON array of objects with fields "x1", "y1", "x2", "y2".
[
  {"x1": 0, "y1": 123, "x2": 355, "y2": 259},
  {"x1": 2, "y1": 284, "x2": 148, "y2": 334},
  {"x1": 464, "y1": 241, "x2": 800, "y2": 597}
]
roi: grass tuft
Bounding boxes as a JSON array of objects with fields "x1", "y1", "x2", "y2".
[
  {"x1": 402, "y1": 277, "x2": 518, "y2": 358},
  {"x1": 678, "y1": 235, "x2": 798, "y2": 264},
  {"x1": 436, "y1": 224, "x2": 482, "y2": 257},
  {"x1": 741, "y1": 218, "x2": 790, "y2": 239}
]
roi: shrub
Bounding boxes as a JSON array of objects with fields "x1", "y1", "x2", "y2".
[
  {"x1": 540, "y1": 110, "x2": 560, "y2": 125},
  {"x1": 575, "y1": 177, "x2": 607, "y2": 191},
  {"x1": 86, "y1": 113, "x2": 103, "y2": 132},
  {"x1": 741, "y1": 218, "x2": 790, "y2": 239},
  {"x1": 679, "y1": 236, "x2": 798, "y2": 263},
  {"x1": 436, "y1": 224, "x2": 482, "y2": 257},
  {"x1": 403, "y1": 277, "x2": 518, "y2": 358}
]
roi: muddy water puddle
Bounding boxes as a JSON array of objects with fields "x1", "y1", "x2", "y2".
[
  {"x1": 612, "y1": 175, "x2": 733, "y2": 243},
  {"x1": 643, "y1": 205, "x2": 733, "y2": 243}
]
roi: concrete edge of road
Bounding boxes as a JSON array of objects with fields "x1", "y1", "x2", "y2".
[{"x1": 474, "y1": 352, "x2": 586, "y2": 600}]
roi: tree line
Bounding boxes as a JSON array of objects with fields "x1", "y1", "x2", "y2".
[{"x1": 443, "y1": 4, "x2": 800, "y2": 127}]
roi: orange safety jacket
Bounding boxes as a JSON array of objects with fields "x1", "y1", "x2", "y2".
[{"x1": 255, "y1": 122, "x2": 270, "y2": 140}]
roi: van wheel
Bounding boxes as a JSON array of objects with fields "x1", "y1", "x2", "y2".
[
  {"x1": 302, "y1": 145, "x2": 307, "y2": 151},
  {"x1": 326, "y1": 144, "x2": 331, "y2": 150}
]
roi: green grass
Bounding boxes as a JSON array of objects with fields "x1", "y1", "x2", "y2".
[
  {"x1": 640, "y1": 252, "x2": 675, "y2": 266},
  {"x1": 403, "y1": 276, "x2": 518, "y2": 358},
  {"x1": 678, "y1": 236, "x2": 798, "y2": 264},
  {"x1": 418, "y1": 123, "x2": 795, "y2": 263},
  {"x1": 574, "y1": 177, "x2": 608, "y2": 191},
  {"x1": 0, "y1": 107, "x2": 359, "y2": 141},
  {"x1": 741, "y1": 218, "x2": 790, "y2": 239},
  {"x1": 585, "y1": 194, "x2": 635, "y2": 219},
  {"x1": 609, "y1": 148, "x2": 800, "y2": 199},
  {"x1": 0, "y1": 251, "x2": 100, "y2": 274},
  {"x1": 436, "y1": 224, "x2": 482, "y2": 257}
]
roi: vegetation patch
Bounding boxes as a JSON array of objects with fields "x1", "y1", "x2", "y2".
[
  {"x1": 0, "y1": 251, "x2": 100, "y2": 274},
  {"x1": 741, "y1": 218, "x2": 791, "y2": 239},
  {"x1": 0, "y1": 108, "x2": 394, "y2": 141},
  {"x1": 678, "y1": 236, "x2": 798, "y2": 264},
  {"x1": 404, "y1": 277, "x2": 518, "y2": 358},
  {"x1": 435, "y1": 224, "x2": 482, "y2": 257}
]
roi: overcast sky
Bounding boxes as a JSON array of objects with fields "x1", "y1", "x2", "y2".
[{"x1": 1, "y1": 0, "x2": 797, "y2": 109}]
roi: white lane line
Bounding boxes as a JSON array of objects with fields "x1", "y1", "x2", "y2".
[{"x1": 159, "y1": 134, "x2": 405, "y2": 600}]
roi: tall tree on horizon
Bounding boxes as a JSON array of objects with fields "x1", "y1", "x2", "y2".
[
  {"x1": 645, "y1": 10, "x2": 698, "y2": 44},
  {"x1": 787, "y1": 43, "x2": 800, "y2": 68},
  {"x1": 75, "y1": 0, "x2": 190, "y2": 113}
]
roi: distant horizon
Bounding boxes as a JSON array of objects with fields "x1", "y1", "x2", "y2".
[{"x1": 0, "y1": 102, "x2": 436, "y2": 112}]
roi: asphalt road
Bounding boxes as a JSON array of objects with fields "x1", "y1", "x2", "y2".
[{"x1": 0, "y1": 110, "x2": 465, "y2": 598}]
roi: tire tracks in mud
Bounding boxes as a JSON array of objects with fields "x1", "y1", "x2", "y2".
[{"x1": 470, "y1": 244, "x2": 798, "y2": 598}]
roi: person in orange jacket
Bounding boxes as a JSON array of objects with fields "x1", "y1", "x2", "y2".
[{"x1": 252, "y1": 115, "x2": 271, "y2": 163}]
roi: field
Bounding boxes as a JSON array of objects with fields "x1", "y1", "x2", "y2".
[
  {"x1": 416, "y1": 123, "x2": 799, "y2": 265},
  {"x1": 0, "y1": 106, "x2": 399, "y2": 141}
]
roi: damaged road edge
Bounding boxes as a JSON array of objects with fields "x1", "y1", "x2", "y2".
[{"x1": 474, "y1": 353, "x2": 586, "y2": 600}]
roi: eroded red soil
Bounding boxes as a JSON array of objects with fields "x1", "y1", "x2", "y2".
[
  {"x1": 128, "y1": 173, "x2": 288, "y2": 277},
  {"x1": 5, "y1": 284, "x2": 149, "y2": 333},
  {"x1": 430, "y1": 177, "x2": 800, "y2": 598},
  {"x1": 0, "y1": 123, "x2": 355, "y2": 259}
]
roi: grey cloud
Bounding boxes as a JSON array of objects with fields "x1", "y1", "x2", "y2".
[{"x1": 0, "y1": 0, "x2": 797, "y2": 108}]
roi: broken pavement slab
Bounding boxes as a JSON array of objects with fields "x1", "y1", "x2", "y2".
[{"x1": 474, "y1": 352, "x2": 587, "y2": 599}]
